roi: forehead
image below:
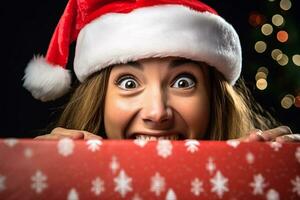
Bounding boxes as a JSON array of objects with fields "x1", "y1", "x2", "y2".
[{"x1": 112, "y1": 57, "x2": 207, "y2": 71}]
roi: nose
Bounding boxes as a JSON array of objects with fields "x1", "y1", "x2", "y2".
[{"x1": 140, "y1": 87, "x2": 173, "y2": 127}]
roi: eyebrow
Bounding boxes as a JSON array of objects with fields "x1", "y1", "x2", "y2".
[{"x1": 125, "y1": 58, "x2": 200, "y2": 70}]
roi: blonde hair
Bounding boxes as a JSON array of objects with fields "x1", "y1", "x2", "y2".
[
  {"x1": 205, "y1": 68, "x2": 279, "y2": 140},
  {"x1": 54, "y1": 65, "x2": 279, "y2": 140},
  {"x1": 55, "y1": 67, "x2": 112, "y2": 138}
]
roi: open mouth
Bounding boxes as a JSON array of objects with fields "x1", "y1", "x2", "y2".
[{"x1": 133, "y1": 134, "x2": 185, "y2": 141}]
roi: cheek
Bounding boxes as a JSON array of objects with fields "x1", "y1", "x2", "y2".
[
  {"x1": 104, "y1": 95, "x2": 139, "y2": 139},
  {"x1": 173, "y1": 94, "x2": 210, "y2": 137}
]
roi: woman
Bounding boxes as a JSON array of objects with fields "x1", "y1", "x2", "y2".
[{"x1": 23, "y1": 0, "x2": 298, "y2": 142}]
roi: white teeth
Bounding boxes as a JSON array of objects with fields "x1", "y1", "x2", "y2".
[{"x1": 135, "y1": 135, "x2": 179, "y2": 141}]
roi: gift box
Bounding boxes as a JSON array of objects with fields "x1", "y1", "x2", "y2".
[{"x1": 0, "y1": 138, "x2": 299, "y2": 199}]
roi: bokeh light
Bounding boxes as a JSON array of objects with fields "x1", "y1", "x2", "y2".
[
  {"x1": 272, "y1": 14, "x2": 284, "y2": 27},
  {"x1": 261, "y1": 24, "x2": 273, "y2": 36},
  {"x1": 295, "y1": 96, "x2": 300, "y2": 108},
  {"x1": 249, "y1": 12, "x2": 266, "y2": 27},
  {"x1": 255, "y1": 72, "x2": 267, "y2": 81},
  {"x1": 271, "y1": 49, "x2": 283, "y2": 61},
  {"x1": 256, "y1": 79, "x2": 268, "y2": 90},
  {"x1": 277, "y1": 54, "x2": 289, "y2": 66},
  {"x1": 255, "y1": 41, "x2": 267, "y2": 53},
  {"x1": 257, "y1": 66, "x2": 269, "y2": 75},
  {"x1": 277, "y1": 30, "x2": 288, "y2": 43},
  {"x1": 292, "y1": 55, "x2": 300, "y2": 66},
  {"x1": 280, "y1": 0, "x2": 292, "y2": 11},
  {"x1": 281, "y1": 94, "x2": 295, "y2": 109}
]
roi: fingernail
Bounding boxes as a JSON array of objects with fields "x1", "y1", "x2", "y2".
[
  {"x1": 72, "y1": 132, "x2": 84, "y2": 139},
  {"x1": 256, "y1": 130, "x2": 263, "y2": 136},
  {"x1": 256, "y1": 130, "x2": 271, "y2": 141}
]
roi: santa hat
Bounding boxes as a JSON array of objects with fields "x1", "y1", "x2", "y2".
[{"x1": 23, "y1": 0, "x2": 242, "y2": 101}]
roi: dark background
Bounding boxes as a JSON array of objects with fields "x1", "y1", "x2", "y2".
[{"x1": 1, "y1": 0, "x2": 299, "y2": 138}]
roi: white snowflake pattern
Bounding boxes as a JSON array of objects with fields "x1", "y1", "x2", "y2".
[
  {"x1": 210, "y1": 170, "x2": 229, "y2": 198},
  {"x1": 291, "y1": 176, "x2": 300, "y2": 196},
  {"x1": 3, "y1": 138, "x2": 18, "y2": 147},
  {"x1": 132, "y1": 193, "x2": 143, "y2": 200},
  {"x1": 114, "y1": 169, "x2": 133, "y2": 198},
  {"x1": 91, "y1": 177, "x2": 105, "y2": 196},
  {"x1": 191, "y1": 178, "x2": 204, "y2": 196},
  {"x1": 110, "y1": 156, "x2": 120, "y2": 174},
  {"x1": 226, "y1": 139, "x2": 240, "y2": 148},
  {"x1": 295, "y1": 147, "x2": 300, "y2": 163},
  {"x1": 150, "y1": 172, "x2": 166, "y2": 196},
  {"x1": 269, "y1": 142, "x2": 282, "y2": 151},
  {"x1": 156, "y1": 140, "x2": 172, "y2": 158},
  {"x1": 57, "y1": 138, "x2": 75, "y2": 157},
  {"x1": 24, "y1": 147, "x2": 33, "y2": 158},
  {"x1": 68, "y1": 188, "x2": 79, "y2": 200},
  {"x1": 0, "y1": 175, "x2": 6, "y2": 192},
  {"x1": 86, "y1": 139, "x2": 102, "y2": 152},
  {"x1": 184, "y1": 140, "x2": 200, "y2": 153},
  {"x1": 206, "y1": 157, "x2": 216, "y2": 175},
  {"x1": 246, "y1": 152, "x2": 255, "y2": 164},
  {"x1": 266, "y1": 189, "x2": 280, "y2": 200},
  {"x1": 249, "y1": 174, "x2": 267, "y2": 195},
  {"x1": 165, "y1": 188, "x2": 177, "y2": 200},
  {"x1": 31, "y1": 170, "x2": 48, "y2": 194},
  {"x1": 133, "y1": 138, "x2": 148, "y2": 147}
]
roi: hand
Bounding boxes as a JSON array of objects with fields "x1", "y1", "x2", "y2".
[
  {"x1": 34, "y1": 127, "x2": 103, "y2": 140},
  {"x1": 238, "y1": 126, "x2": 300, "y2": 143}
]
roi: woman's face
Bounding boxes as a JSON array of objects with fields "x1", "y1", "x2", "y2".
[{"x1": 104, "y1": 57, "x2": 211, "y2": 140}]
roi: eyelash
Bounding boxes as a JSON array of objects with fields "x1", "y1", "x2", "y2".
[
  {"x1": 115, "y1": 74, "x2": 140, "y2": 89},
  {"x1": 115, "y1": 74, "x2": 135, "y2": 84},
  {"x1": 171, "y1": 73, "x2": 197, "y2": 88}
]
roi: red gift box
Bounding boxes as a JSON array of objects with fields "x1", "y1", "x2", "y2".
[{"x1": 0, "y1": 138, "x2": 299, "y2": 199}]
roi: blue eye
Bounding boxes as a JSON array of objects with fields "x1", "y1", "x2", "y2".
[
  {"x1": 171, "y1": 75, "x2": 196, "y2": 89},
  {"x1": 117, "y1": 76, "x2": 139, "y2": 89}
]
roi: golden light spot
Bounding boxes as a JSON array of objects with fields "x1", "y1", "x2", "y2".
[
  {"x1": 256, "y1": 79, "x2": 268, "y2": 90},
  {"x1": 272, "y1": 14, "x2": 284, "y2": 27},
  {"x1": 281, "y1": 94, "x2": 295, "y2": 109},
  {"x1": 292, "y1": 55, "x2": 300, "y2": 66},
  {"x1": 277, "y1": 31, "x2": 288, "y2": 43},
  {"x1": 257, "y1": 67, "x2": 269, "y2": 76},
  {"x1": 280, "y1": 0, "x2": 292, "y2": 11},
  {"x1": 271, "y1": 49, "x2": 283, "y2": 60},
  {"x1": 277, "y1": 54, "x2": 289, "y2": 66},
  {"x1": 255, "y1": 72, "x2": 267, "y2": 81},
  {"x1": 255, "y1": 41, "x2": 267, "y2": 53},
  {"x1": 261, "y1": 24, "x2": 273, "y2": 36}
]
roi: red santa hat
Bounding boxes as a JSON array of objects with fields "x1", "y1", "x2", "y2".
[{"x1": 23, "y1": 0, "x2": 242, "y2": 101}]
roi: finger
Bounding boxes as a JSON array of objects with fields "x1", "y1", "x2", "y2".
[
  {"x1": 53, "y1": 131, "x2": 85, "y2": 140},
  {"x1": 69, "y1": 132, "x2": 85, "y2": 139},
  {"x1": 83, "y1": 132, "x2": 103, "y2": 140},
  {"x1": 275, "y1": 134, "x2": 300, "y2": 143},
  {"x1": 51, "y1": 127, "x2": 86, "y2": 136},
  {"x1": 34, "y1": 134, "x2": 61, "y2": 140},
  {"x1": 261, "y1": 126, "x2": 293, "y2": 141},
  {"x1": 52, "y1": 127, "x2": 102, "y2": 140},
  {"x1": 51, "y1": 127, "x2": 90, "y2": 139},
  {"x1": 34, "y1": 132, "x2": 84, "y2": 140},
  {"x1": 238, "y1": 129, "x2": 265, "y2": 142}
]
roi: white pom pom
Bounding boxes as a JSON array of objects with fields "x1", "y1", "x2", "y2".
[{"x1": 23, "y1": 56, "x2": 71, "y2": 101}]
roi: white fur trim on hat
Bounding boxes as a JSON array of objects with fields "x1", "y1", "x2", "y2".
[
  {"x1": 75, "y1": 4, "x2": 242, "y2": 85},
  {"x1": 23, "y1": 56, "x2": 71, "y2": 101}
]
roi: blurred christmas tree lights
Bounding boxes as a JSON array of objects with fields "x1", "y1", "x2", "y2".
[{"x1": 249, "y1": 0, "x2": 300, "y2": 110}]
